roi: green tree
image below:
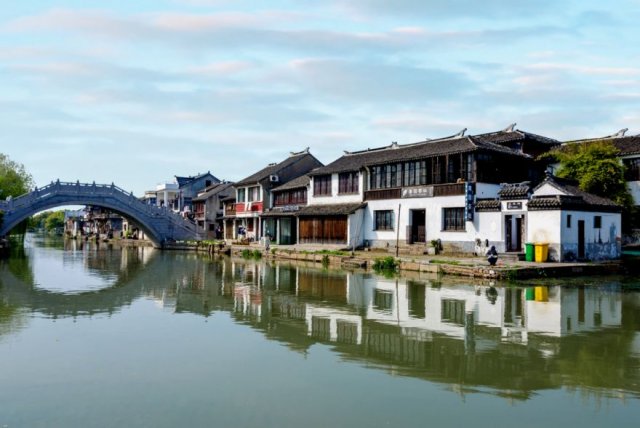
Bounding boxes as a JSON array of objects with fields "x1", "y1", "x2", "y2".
[
  {"x1": 0, "y1": 153, "x2": 34, "y2": 199},
  {"x1": 44, "y1": 211, "x2": 65, "y2": 231},
  {"x1": 545, "y1": 141, "x2": 633, "y2": 208}
]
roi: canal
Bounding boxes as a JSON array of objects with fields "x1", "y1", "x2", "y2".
[{"x1": 1, "y1": 234, "x2": 639, "y2": 427}]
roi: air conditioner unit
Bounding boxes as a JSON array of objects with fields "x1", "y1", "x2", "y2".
[{"x1": 269, "y1": 175, "x2": 280, "y2": 182}]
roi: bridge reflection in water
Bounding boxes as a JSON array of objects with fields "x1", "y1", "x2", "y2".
[{"x1": 1, "y1": 238, "x2": 639, "y2": 402}]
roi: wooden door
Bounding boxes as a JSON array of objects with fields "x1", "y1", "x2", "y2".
[{"x1": 299, "y1": 216, "x2": 347, "y2": 244}]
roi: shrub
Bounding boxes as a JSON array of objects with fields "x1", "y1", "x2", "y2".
[
  {"x1": 252, "y1": 249, "x2": 262, "y2": 259},
  {"x1": 372, "y1": 256, "x2": 398, "y2": 272},
  {"x1": 321, "y1": 254, "x2": 330, "y2": 267},
  {"x1": 241, "y1": 249, "x2": 252, "y2": 258}
]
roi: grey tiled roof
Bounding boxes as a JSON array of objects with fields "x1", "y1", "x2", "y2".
[
  {"x1": 498, "y1": 182, "x2": 531, "y2": 200},
  {"x1": 272, "y1": 175, "x2": 310, "y2": 192},
  {"x1": 192, "y1": 182, "x2": 234, "y2": 202},
  {"x1": 563, "y1": 135, "x2": 640, "y2": 156},
  {"x1": 297, "y1": 203, "x2": 366, "y2": 216},
  {"x1": 261, "y1": 202, "x2": 366, "y2": 217},
  {"x1": 473, "y1": 129, "x2": 559, "y2": 147},
  {"x1": 475, "y1": 199, "x2": 501, "y2": 212},
  {"x1": 236, "y1": 151, "x2": 321, "y2": 186},
  {"x1": 175, "y1": 172, "x2": 219, "y2": 187},
  {"x1": 310, "y1": 130, "x2": 540, "y2": 176},
  {"x1": 529, "y1": 176, "x2": 621, "y2": 212}
]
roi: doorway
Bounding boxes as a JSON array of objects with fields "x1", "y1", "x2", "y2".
[
  {"x1": 279, "y1": 217, "x2": 296, "y2": 245},
  {"x1": 505, "y1": 214, "x2": 525, "y2": 252},
  {"x1": 410, "y1": 209, "x2": 426, "y2": 244}
]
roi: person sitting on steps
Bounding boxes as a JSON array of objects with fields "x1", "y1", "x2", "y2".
[{"x1": 486, "y1": 245, "x2": 498, "y2": 266}]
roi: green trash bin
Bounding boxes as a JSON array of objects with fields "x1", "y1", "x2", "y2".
[
  {"x1": 525, "y1": 288, "x2": 535, "y2": 301},
  {"x1": 525, "y1": 243, "x2": 535, "y2": 262}
]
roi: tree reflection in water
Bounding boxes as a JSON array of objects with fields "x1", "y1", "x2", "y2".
[{"x1": 1, "y1": 235, "x2": 640, "y2": 402}]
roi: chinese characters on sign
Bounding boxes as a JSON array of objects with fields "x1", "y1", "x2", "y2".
[
  {"x1": 507, "y1": 202, "x2": 523, "y2": 210},
  {"x1": 464, "y1": 183, "x2": 475, "y2": 221},
  {"x1": 401, "y1": 186, "x2": 434, "y2": 198}
]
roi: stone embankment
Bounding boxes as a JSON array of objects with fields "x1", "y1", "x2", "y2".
[
  {"x1": 194, "y1": 242, "x2": 624, "y2": 279},
  {"x1": 153, "y1": 241, "x2": 627, "y2": 279}
]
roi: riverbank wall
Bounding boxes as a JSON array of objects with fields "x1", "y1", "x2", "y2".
[{"x1": 160, "y1": 241, "x2": 624, "y2": 280}]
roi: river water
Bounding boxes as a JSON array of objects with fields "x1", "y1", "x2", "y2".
[{"x1": 1, "y1": 234, "x2": 639, "y2": 427}]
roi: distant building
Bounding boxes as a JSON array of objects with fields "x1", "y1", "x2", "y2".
[
  {"x1": 192, "y1": 182, "x2": 234, "y2": 239},
  {"x1": 225, "y1": 148, "x2": 323, "y2": 241},
  {"x1": 147, "y1": 172, "x2": 220, "y2": 214}
]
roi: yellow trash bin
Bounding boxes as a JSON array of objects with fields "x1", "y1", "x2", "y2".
[
  {"x1": 534, "y1": 286, "x2": 549, "y2": 302},
  {"x1": 534, "y1": 243, "x2": 549, "y2": 262}
]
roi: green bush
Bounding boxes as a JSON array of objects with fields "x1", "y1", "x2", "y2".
[
  {"x1": 241, "y1": 249, "x2": 252, "y2": 258},
  {"x1": 372, "y1": 256, "x2": 398, "y2": 272},
  {"x1": 321, "y1": 254, "x2": 330, "y2": 267},
  {"x1": 252, "y1": 249, "x2": 262, "y2": 259}
]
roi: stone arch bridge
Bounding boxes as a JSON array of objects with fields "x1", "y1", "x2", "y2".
[{"x1": 0, "y1": 180, "x2": 200, "y2": 247}]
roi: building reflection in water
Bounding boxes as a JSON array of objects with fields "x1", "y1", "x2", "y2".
[{"x1": 2, "y1": 246, "x2": 639, "y2": 400}]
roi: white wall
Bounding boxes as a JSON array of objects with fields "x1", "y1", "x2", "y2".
[
  {"x1": 534, "y1": 182, "x2": 567, "y2": 196},
  {"x1": 527, "y1": 209, "x2": 621, "y2": 261},
  {"x1": 527, "y1": 211, "x2": 561, "y2": 244},
  {"x1": 364, "y1": 195, "x2": 467, "y2": 245},
  {"x1": 363, "y1": 195, "x2": 503, "y2": 251},
  {"x1": 308, "y1": 173, "x2": 364, "y2": 205},
  {"x1": 347, "y1": 208, "x2": 366, "y2": 248}
]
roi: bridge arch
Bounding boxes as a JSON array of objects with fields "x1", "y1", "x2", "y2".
[{"x1": 0, "y1": 181, "x2": 199, "y2": 247}]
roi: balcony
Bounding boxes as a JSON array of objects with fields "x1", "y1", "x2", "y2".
[
  {"x1": 433, "y1": 183, "x2": 465, "y2": 197},
  {"x1": 364, "y1": 183, "x2": 465, "y2": 201},
  {"x1": 234, "y1": 201, "x2": 264, "y2": 215},
  {"x1": 364, "y1": 188, "x2": 401, "y2": 201}
]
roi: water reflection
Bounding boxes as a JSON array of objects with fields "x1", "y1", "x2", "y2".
[{"x1": 1, "y1": 237, "x2": 640, "y2": 402}]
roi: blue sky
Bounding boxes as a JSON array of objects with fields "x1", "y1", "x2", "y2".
[{"x1": 1, "y1": 0, "x2": 639, "y2": 194}]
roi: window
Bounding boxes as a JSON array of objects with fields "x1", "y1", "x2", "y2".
[
  {"x1": 274, "y1": 188, "x2": 307, "y2": 206},
  {"x1": 594, "y1": 215, "x2": 602, "y2": 229},
  {"x1": 624, "y1": 158, "x2": 640, "y2": 181},
  {"x1": 443, "y1": 207, "x2": 465, "y2": 231},
  {"x1": 248, "y1": 186, "x2": 260, "y2": 202},
  {"x1": 441, "y1": 299, "x2": 466, "y2": 326},
  {"x1": 338, "y1": 172, "x2": 359, "y2": 194},
  {"x1": 567, "y1": 214, "x2": 572, "y2": 228},
  {"x1": 237, "y1": 188, "x2": 246, "y2": 202},
  {"x1": 374, "y1": 289, "x2": 394, "y2": 312},
  {"x1": 313, "y1": 175, "x2": 332, "y2": 196},
  {"x1": 374, "y1": 210, "x2": 394, "y2": 231}
]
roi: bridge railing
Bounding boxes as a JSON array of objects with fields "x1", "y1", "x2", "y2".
[{"x1": 2, "y1": 180, "x2": 199, "y2": 236}]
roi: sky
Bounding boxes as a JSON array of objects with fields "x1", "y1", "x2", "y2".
[{"x1": 0, "y1": 0, "x2": 639, "y2": 195}]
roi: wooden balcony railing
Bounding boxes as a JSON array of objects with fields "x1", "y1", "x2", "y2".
[
  {"x1": 433, "y1": 183, "x2": 465, "y2": 197},
  {"x1": 364, "y1": 188, "x2": 402, "y2": 201}
]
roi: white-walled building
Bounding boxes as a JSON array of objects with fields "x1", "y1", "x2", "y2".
[
  {"x1": 303, "y1": 126, "x2": 559, "y2": 253},
  {"x1": 526, "y1": 175, "x2": 622, "y2": 261}
]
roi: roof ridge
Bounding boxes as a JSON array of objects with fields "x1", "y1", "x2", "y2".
[{"x1": 343, "y1": 133, "x2": 466, "y2": 156}]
